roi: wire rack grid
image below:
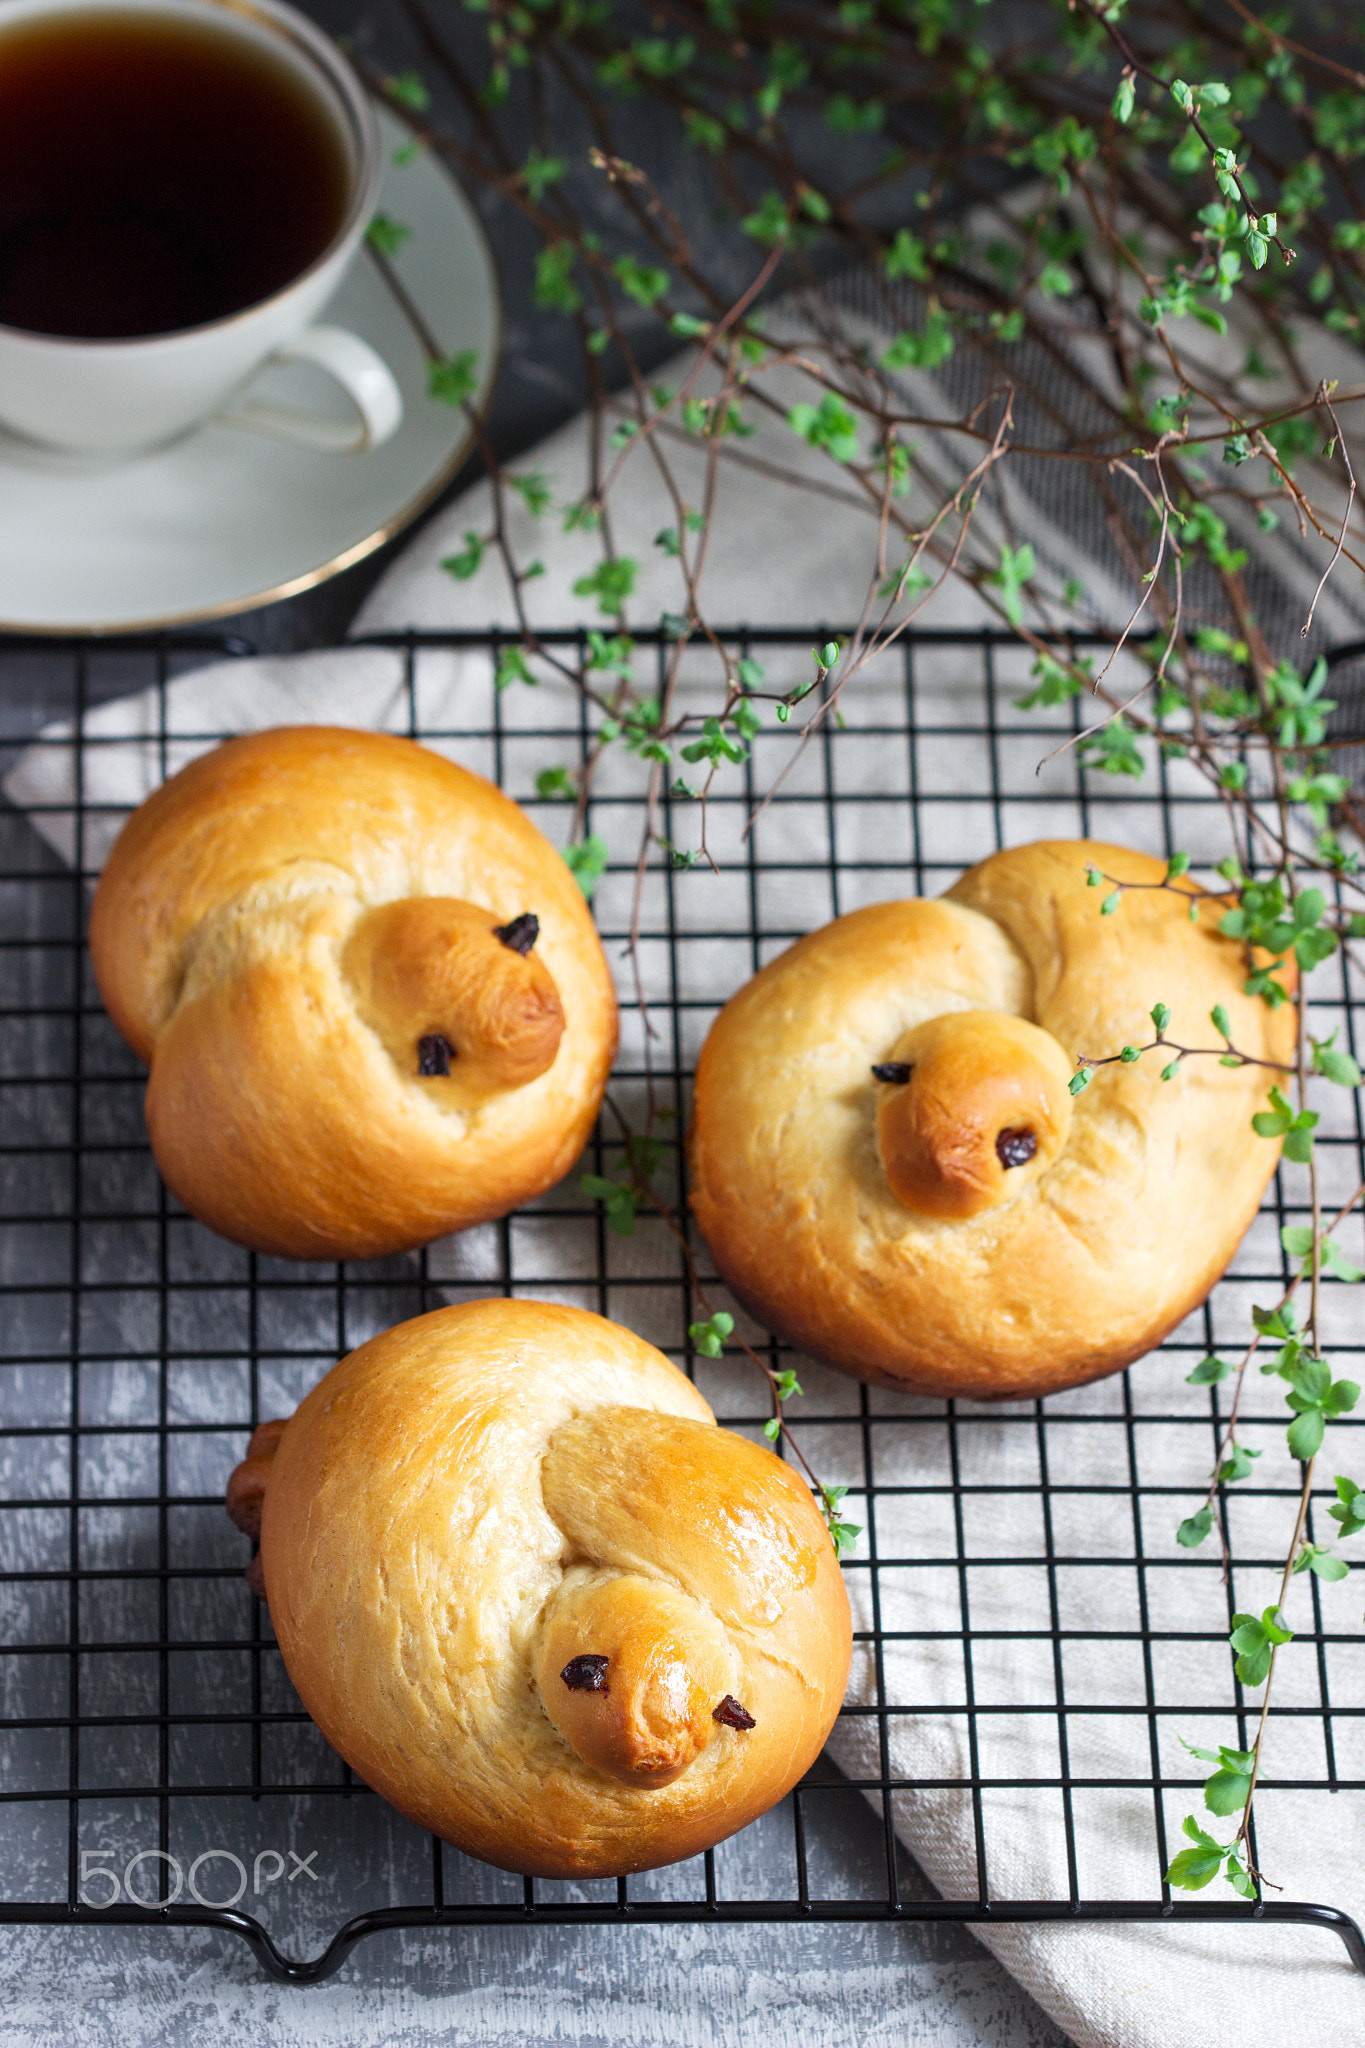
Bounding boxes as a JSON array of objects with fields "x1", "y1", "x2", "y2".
[{"x1": 0, "y1": 623, "x2": 1361, "y2": 1985}]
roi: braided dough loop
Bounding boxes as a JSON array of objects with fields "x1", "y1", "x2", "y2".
[
  {"x1": 687, "y1": 840, "x2": 1297, "y2": 1401},
  {"x1": 88, "y1": 727, "x2": 617, "y2": 1259},
  {"x1": 251, "y1": 1301, "x2": 852, "y2": 1877}
]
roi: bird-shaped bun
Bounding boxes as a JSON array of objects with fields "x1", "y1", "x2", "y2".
[
  {"x1": 88, "y1": 727, "x2": 617, "y2": 1259},
  {"x1": 688, "y1": 840, "x2": 1296, "y2": 1401},
  {"x1": 226, "y1": 1300, "x2": 852, "y2": 1877}
]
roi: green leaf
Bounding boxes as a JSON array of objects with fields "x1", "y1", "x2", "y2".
[
  {"x1": 535, "y1": 766, "x2": 574, "y2": 801},
  {"x1": 509, "y1": 470, "x2": 552, "y2": 517},
  {"x1": 1069, "y1": 1068, "x2": 1092, "y2": 1096},
  {"x1": 1283, "y1": 1123, "x2": 1316, "y2": 1164},
  {"x1": 1177, "y1": 1505, "x2": 1214, "y2": 1548},
  {"x1": 1211, "y1": 1004, "x2": 1231, "y2": 1041},
  {"x1": 885, "y1": 227, "x2": 931, "y2": 282},
  {"x1": 1113, "y1": 74, "x2": 1136, "y2": 124},
  {"x1": 1217, "y1": 1442, "x2": 1260, "y2": 1484},
  {"x1": 494, "y1": 647, "x2": 535, "y2": 693},
  {"x1": 1101, "y1": 889, "x2": 1122, "y2": 916},
  {"x1": 1187, "y1": 1356, "x2": 1233, "y2": 1385},
  {"x1": 763, "y1": 1416, "x2": 782, "y2": 1442},
  {"x1": 1252, "y1": 1302, "x2": 1297, "y2": 1339},
  {"x1": 882, "y1": 307, "x2": 954, "y2": 372},
  {"x1": 1287, "y1": 1407, "x2": 1326, "y2": 1460},
  {"x1": 441, "y1": 531, "x2": 485, "y2": 581},
  {"x1": 741, "y1": 190, "x2": 791, "y2": 245},
  {"x1": 584, "y1": 630, "x2": 636, "y2": 678},
  {"x1": 581, "y1": 1174, "x2": 637, "y2": 1236},
  {"x1": 613, "y1": 255, "x2": 670, "y2": 307},
  {"x1": 572, "y1": 557, "x2": 638, "y2": 618},
  {"x1": 1166, "y1": 1844, "x2": 1227, "y2": 1890},
  {"x1": 1204, "y1": 1765, "x2": 1254, "y2": 1817},
  {"x1": 689, "y1": 1310, "x2": 735, "y2": 1357},
  {"x1": 385, "y1": 68, "x2": 430, "y2": 111},
  {"x1": 1152, "y1": 1003, "x2": 1171, "y2": 1033},
  {"x1": 521, "y1": 148, "x2": 565, "y2": 202},
  {"x1": 1324, "y1": 1238, "x2": 1365, "y2": 1284},
  {"x1": 1252, "y1": 1086, "x2": 1293, "y2": 1138},
  {"x1": 562, "y1": 834, "x2": 610, "y2": 899},
  {"x1": 986, "y1": 542, "x2": 1036, "y2": 629},
  {"x1": 1313, "y1": 1033, "x2": 1364, "y2": 1089},
  {"x1": 533, "y1": 242, "x2": 582, "y2": 314},
  {"x1": 365, "y1": 211, "x2": 413, "y2": 257},
  {"x1": 1310, "y1": 1549, "x2": 1350, "y2": 1581},
  {"x1": 773, "y1": 1368, "x2": 804, "y2": 1401},
  {"x1": 1230, "y1": 1605, "x2": 1293, "y2": 1687},
  {"x1": 427, "y1": 349, "x2": 480, "y2": 408},
  {"x1": 1016, "y1": 651, "x2": 1090, "y2": 710},
  {"x1": 787, "y1": 393, "x2": 860, "y2": 464},
  {"x1": 1079, "y1": 717, "x2": 1145, "y2": 780}
]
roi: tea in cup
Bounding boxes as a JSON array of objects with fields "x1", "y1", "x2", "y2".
[{"x1": 0, "y1": 0, "x2": 403, "y2": 454}]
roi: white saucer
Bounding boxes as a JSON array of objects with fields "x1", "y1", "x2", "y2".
[{"x1": 0, "y1": 107, "x2": 501, "y2": 634}]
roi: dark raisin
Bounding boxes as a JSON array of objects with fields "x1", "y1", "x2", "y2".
[
  {"x1": 418, "y1": 1033, "x2": 454, "y2": 1077},
  {"x1": 493, "y1": 913, "x2": 539, "y2": 956},
  {"x1": 561, "y1": 1654, "x2": 610, "y2": 1693},
  {"x1": 871, "y1": 1061, "x2": 913, "y2": 1085},
  {"x1": 712, "y1": 1695, "x2": 756, "y2": 1730},
  {"x1": 996, "y1": 1127, "x2": 1038, "y2": 1170}
]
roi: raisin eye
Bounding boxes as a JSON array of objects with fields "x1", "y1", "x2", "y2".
[
  {"x1": 996, "y1": 1127, "x2": 1038, "y2": 1170},
  {"x1": 493, "y1": 913, "x2": 539, "y2": 956},
  {"x1": 561, "y1": 1654, "x2": 610, "y2": 1692},
  {"x1": 871, "y1": 1062, "x2": 913, "y2": 1085},
  {"x1": 418, "y1": 1034, "x2": 454, "y2": 1077},
  {"x1": 712, "y1": 1695, "x2": 756, "y2": 1729}
]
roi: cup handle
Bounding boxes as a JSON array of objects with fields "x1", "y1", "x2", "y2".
[{"x1": 221, "y1": 325, "x2": 404, "y2": 454}]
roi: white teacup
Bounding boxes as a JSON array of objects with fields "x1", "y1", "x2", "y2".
[{"x1": 0, "y1": 0, "x2": 402, "y2": 456}]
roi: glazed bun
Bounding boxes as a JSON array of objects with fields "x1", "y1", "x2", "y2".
[
  {"x1": 88, "y1": 727, "x2": 617, "y2": 1259},
  {"x1": 227, "y1": 1300, "x2": 852, "y2": 1877},
  {"x1": 688, "y1": 840, "x2": 1296, "y2": 1401}
]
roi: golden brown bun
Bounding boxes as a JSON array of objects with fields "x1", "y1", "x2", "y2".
[
  {"x1": 688, "y1": 841, "x2": 1296, "y2": 1401},
  {"x1": 237, "y1": 1300, "x2": 851, "y2": 1878},
  {"x1": 88, "y1": 728, "x2": 617, "y2": 1259}
]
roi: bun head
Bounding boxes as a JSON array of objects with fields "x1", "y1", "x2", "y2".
[
  {"x1": 533, "y1": 1405, "x2": 820, "y2": 1788},
  {"x1": 534, "y1": 1572, "x2": 732, "y2": 1787},
  {"x1": 343, "y1": 898, "x2": 565, "y2": 1100},
  {"x1": 874, "y1": 1010, "x2": 1073, "y2": 1219}
]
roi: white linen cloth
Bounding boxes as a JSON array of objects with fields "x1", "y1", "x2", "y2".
[{"x1": 6, "y1": 334, "x2": 1365, "y2": 2048}]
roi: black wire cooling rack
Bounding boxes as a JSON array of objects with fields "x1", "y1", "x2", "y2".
[{"x1": 0, "y1": 623, "x2": 1362, "y2": 1986}]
